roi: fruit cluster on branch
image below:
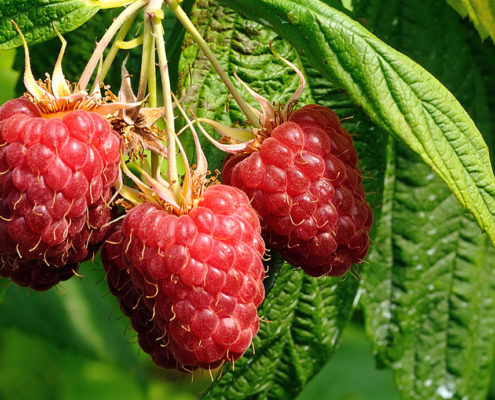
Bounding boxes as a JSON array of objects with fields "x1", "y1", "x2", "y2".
[{"x1": 0, "y1": 0, "x2": 372, "y2": 373}]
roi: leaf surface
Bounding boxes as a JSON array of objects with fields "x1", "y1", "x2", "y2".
[
  {"x1": 0, "y1": 0, "x2": 99, "y2": 49},
  {"x1": 357, "y1": 1, "x2": 495, "y2": 398},
  {"x1": 446, "y1": 0, "x2": 495, "y2": 42}
]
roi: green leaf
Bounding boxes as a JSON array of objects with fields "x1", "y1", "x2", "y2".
[
  {"x1": 0, "y1": 0, "x2": 99, "y2": 49},
  {"x1": 363, "y1": 142, "x2": 495, "y2": 400},
  {"x1": 358, "y1": 1, "x2": 495, "y2": 398},
  {"x1": 446, "y1": 0, "x2": 495, "y2": 42},
  {"x1": 178, "y1": 2, "x2": 387, "y2": 397},
  {"x1": 217, "y1": 0, "x2": 495, "y2": 248}
]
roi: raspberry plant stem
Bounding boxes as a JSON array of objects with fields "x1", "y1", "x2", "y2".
[
  {"x1": 152, "y1": 8, "x2": 181, "y2": 199},
  {"x1": 137, "y1": 5, "x2": 156, "y2": 102},
  {"x1": 78, "y1": 0, "x2": 147, "y2": 92},
  {"x1": 129, "y1": 0, "x2": 159, "y2": 176},
  {"x1": 166, "y1": 0, "x2": 262, "y2": 129},
  {"x1": 148, "y1": 39, "x2": 160, "y2": 179},
  {"x1": 95, "y1": 9, "x2": 140, "y2": 87}
]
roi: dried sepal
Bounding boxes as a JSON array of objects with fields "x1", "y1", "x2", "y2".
[
  {"x1": 268, "y1": 43, "x2": 305, "y2": 117},
  {"x1": 196, "y1": 117, "x2": 254, "y2": 142},
  {"x1": 113, "y1": 61, "x2": 168, "y2": 158},
  {"x1": 13, "y1": 21, "x2": 138, "y2": 118},
  {"x1": 192, "y1": 116, "x2": 253, "y2": 154},
  {"x1": 51, "y1": 24, "x2": 72, "y2": 98},
  {"x1": 170, "y1": 91, "x2": 207, "y2": 182},
  {"x1": 192, "y1": 51, "x2": 306, "y2": 155},
  {"x1": 12, "y1": 20, "x2": 54, "y2": 102},
  {"x1": 169, "y1": 94, "x2": 210, "y2": 209}
]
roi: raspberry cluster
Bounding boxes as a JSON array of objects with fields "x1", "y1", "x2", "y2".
[
  {"x1": 102, "y1": 185, "x2": 265, "y2": 369},
  {"x1": 1, "y1": 7, "x2": 376, "y2": 377},
  {"x1": 223, "y1": 104, "x2": 372, "y2": 277},
  {"x1": 0, "y1": 98, "x2": 120, "y2": 289}
]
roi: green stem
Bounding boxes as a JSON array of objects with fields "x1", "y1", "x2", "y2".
[
  {"x1": 78, "y1": 0, "x2": 147, "y2": 92},
  {"x1": 166, "y1": 0, "x2": 261, "y2": 129},
  {"x1": 119, "y1": 185, "x2": 143, "y2": 206},
  {"x1": 127, "y1": 6, "x2": 157, "y2": 174},
  {"x1": 137, "y1": 11, "x2": 155, "y2": 102},
  {"x1": 148, "y1": 37, "x2": 160, "y2": 179},
  {"x1": 152, "y1": 9, "x2": 180, "y2": 198},
  {"x1": 95, "y1": 9, "x2": 140, "y2": 87}
]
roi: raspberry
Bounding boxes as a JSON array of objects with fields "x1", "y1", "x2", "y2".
[
  {"x1": 0, "y1": 259, "x2": 79, "y2": 291},
  {"x1": 101, "y1": 222, "x2": 183, "y2": 370},
  {"x1": 102, "y1": 184, "x2": 265, "y2": 370},
  {"x1": 222, "y1": 104, "x2": 372, "y2": 277},
  {"x1": 0, "y1": 97, "x2": 121, "y2": 290}
]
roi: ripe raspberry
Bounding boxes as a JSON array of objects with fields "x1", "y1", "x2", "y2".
[
  {"x1": 102, "y1": 222, "x2": 182, "y2": 370},
  {"x1": 102, "y1": 184, "x2": 265, "y2": 370},
  {"x1": 0, "y1": 259, "x2": 79, "y2": 291},
  {"x1": 0, "y1": 97, "x2": 121, "y2": 290},
  {"x1": 222, "y1": 104, "x2": 372, "y2": 277}
]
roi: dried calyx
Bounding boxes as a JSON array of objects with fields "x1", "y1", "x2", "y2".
[
  {"x1": 118, "y1": 88, "x2": 212, "y2": 216},
  {"x1": 121, "y1": 136, "x2": 209, "y2": 216},
  {"x1": 194, "y1": 50, "x2": 306, "y2": 155},
  {"x1": 13, "y1": 21, "x2": 136, "y2": 119},
  {"x1": 108, "y1": 61, "x2": 168, "y2": 159}
]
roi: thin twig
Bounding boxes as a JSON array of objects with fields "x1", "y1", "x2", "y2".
[{"x1": 78, "y1": 0, "x2": 147, "y2": 92}]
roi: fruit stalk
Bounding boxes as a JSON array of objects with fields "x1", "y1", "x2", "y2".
[
  {"x1": 78, "y1": 0, "x2": 147, "y2": 92},
  {"x1": 152, "y1": 5, "x2": 180, "y2": 198},
  {"x1": 137, "y1": 2, "x2": 157, "y2": 102},
  {"x1": 166, "y1": 0, "x2": 262, "y2": 129},
  {"x1": 147, "y1": 34, "x2": 160, "y2": 179},
  {"x1": 95, "y1": 8, "x2": 140, "y2": 87},
  {"x1": 129, "y1": 0, "x2": 158, "y2": 177}
]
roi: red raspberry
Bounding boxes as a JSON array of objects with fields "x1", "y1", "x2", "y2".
[
  {"x1": 101, "y1": 222, "x2": 183, "y2": 370},
  {"x1": 0, "y1": 97, "x2": 121, "y2": 290},
  {"x1": 222, "y1": 104, "x2": 372, "y2": 277},
  {"x1": 102, "y1": 184, "x2": 266, "y2": 370},
  {"x1": 0, "y1": 259, "x2": 79, "y2": 291}
]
